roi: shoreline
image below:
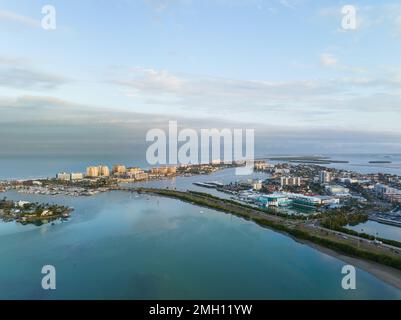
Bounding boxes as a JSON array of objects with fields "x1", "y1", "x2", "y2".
[
  {"x1": 134, "y1": 188, "x2": 401, "y2": 291},
  {"x1": 299, "y1": 239, "x2": 401, "y2": 291},
  {"x1": 2, "y1": 186, "x2": 401, "y2": 292}
]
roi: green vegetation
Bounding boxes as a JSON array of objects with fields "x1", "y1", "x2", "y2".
[
  {"x1": 0, "y1": 197, "x2": 72, "y2": 225},
  {"x1": 321, "y1": 212, "x2": 368, "y2": 229},
  {"x1": 319, "y1": 209, "x2": 401, "y2": 249},
  {"x1": 253, "y1": 217, "x2": 401, "y2": 270},
  {"x1": 337, "y1": 227, "x2": 401, "y2": 249},
  {"x1": 33, "y1": 177, "x2": 116, "y2": 189},
  {"x1": 308, "y1": 182, "x2": 325, "y2": 195},
  {"x1": 139, "y1": 188, "x2": 309, "y2": 220}
]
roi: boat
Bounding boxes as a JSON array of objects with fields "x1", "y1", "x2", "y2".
[{"x1": 193, "y1": 182, "x2": 216, "y2": 189}]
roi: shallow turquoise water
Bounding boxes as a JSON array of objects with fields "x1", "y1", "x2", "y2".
[{"x1": 0, "y1": 190, "x2": 400, "y2": 299}]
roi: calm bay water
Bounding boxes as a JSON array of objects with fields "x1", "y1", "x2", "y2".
[
  {"x1": 1, "y1": 190, "x2": 401, "y2": 299},
  {"x1": 1, "y1": 154, "x2": 401, "y2": 299}
]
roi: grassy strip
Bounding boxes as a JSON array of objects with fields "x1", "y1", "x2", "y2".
[
  {"x1": 252, "y1": 218, "x2": 401, "y2": 270},
  {"x1": 324, "y1": 224, "x2": 401, "y2": 249},
  {"x1": 321, "y1": 212, "x2": 401, "y2": 249}
]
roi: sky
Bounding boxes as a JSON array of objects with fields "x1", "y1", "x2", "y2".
[{"x1": 1, "y1": 0, "x2": 401, "y2": 156}]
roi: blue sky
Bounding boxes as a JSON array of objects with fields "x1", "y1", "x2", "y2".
[{"x1": 1, "y1": 0, "x2": 401, "y2": 153}]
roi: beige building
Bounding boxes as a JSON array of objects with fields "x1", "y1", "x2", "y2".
[
  {"x1": 167, "y1": 166, "x2": 177, "y2": 174},
  {"x1": 252, "y1": 181, "x2": 263, "y2": 191},
  {"x1": 281, "y1": 177, "x2": 302, "y2": 187},
  {"x1": 99, "y1": 166, "x2": 110, "y2": 177},
  {"x1": 150, "y1": 167, "x2": 169, "y2": 175},
  {"x1": 86, "y1": 165, "x2": 110, "y2": 178},
  {"x1": 86, "y1": 166, "x2": 99, "y2": 177},
  {"x1": 112, "y1": 165, "x2": 126, "y2": 174}
]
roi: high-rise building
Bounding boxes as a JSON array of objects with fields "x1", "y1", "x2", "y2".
[
  {"x1": 99, "y1": 166, "x2": 110, "y2": 177},
  {"x1": 86, "y1": 166, "x2": 99, "y2": 177},
  {"x1": 319, "y1": 171, "x2": 331, "y2": 184},
  {"x1": 281, "y1": 177, "x2": 301, "y2": 187},
  {"x1": 112, "y1": 165, "x2": 126, "y2": 174},
  {"x1": 86, "y1": 165, "x2": 110, "y2": 177}
]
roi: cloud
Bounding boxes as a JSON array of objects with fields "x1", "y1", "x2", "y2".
[
  {"x1": 107, "y1": 65, "x2": 401, "y2": 132},
  {"x1": 144, "y1": 0, "x2": 192, "y2": 12},
  {"x1": 0, "y1": 95, "x2": 81, "y2": 109},
  {"x1": 112, "y1": 66, "x2": 342, "y2": 101},
  {"x1": 393, "y1": 14, "x2": 401, "y2": 37},
  {"x1": 320, "y1": 53, "x2": 338, "y2": 67},
  {"x1": 0, "y1": 57, "x2": 69, "y2": 90},
  {"x1": 320, "y1": 53, "x2": 366, "y2": 73},
  {"x1": 110, "y1": 65, "x2": 398, "y2": 107},
  {"x1": 112, "y1": 67, "x2": 184, "y2": 94},
  {"x1": 278, "y1": 0, "x2": 296, "y2": 10},
  {"x1": 0, "y1": 9, "x2": 41, "y2": 28},
  {"x1": 1, "y1": 93, "x2": 401, "y2": 158}
]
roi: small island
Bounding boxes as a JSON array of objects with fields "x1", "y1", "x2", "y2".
[
  {"x1": 0, "y1": 198, "x2": 73, "y2": 225},
  {"x1": 369, "y1": 161, "x2": 392, "y2": 164}
]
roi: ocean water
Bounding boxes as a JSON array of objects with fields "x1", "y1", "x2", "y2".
[
  {"x1": 0, "y1": 154, "x2": 149, "y2": 180},
  {"x1": 320, "y1": 153, "x2": 401, "y2": 175},
  {"x1": 267, "y1": 153, "x2": 401, "y2": 175},
  {"x1": 0, "y1": 190, "x2": 400, "y2": 299}
]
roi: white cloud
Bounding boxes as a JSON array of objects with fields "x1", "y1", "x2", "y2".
[
  {"x1": 393, "y1": 14, "x2": 401, "y2": 37},
  {"x1": 319, "y1": 53, "x2": 366, "y2": 73},
  {"x1": 0, "y1": 95, "x2": 81, "y2": 109},
  {"x1": 279, "y1": 0, "x2": 296, "y2": 10},
  {"x1": 0, "y1": 56, "x2": 69, "y2": 90},
  {"x1": 144, "y1": 0, "x2": 192, "y2": 12},
  {"x1": 320, "y1": 53, "x2": 339, "y2": 68},
  {"x1": 112, "y1": 67, "x2": 184, "y2": 93},
  {"x1": 108, "y1": 65, "x2": 401, "y2": 133},
  {"x1": 0, "y1": 9, "x2": 41, "y2": 28}
]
